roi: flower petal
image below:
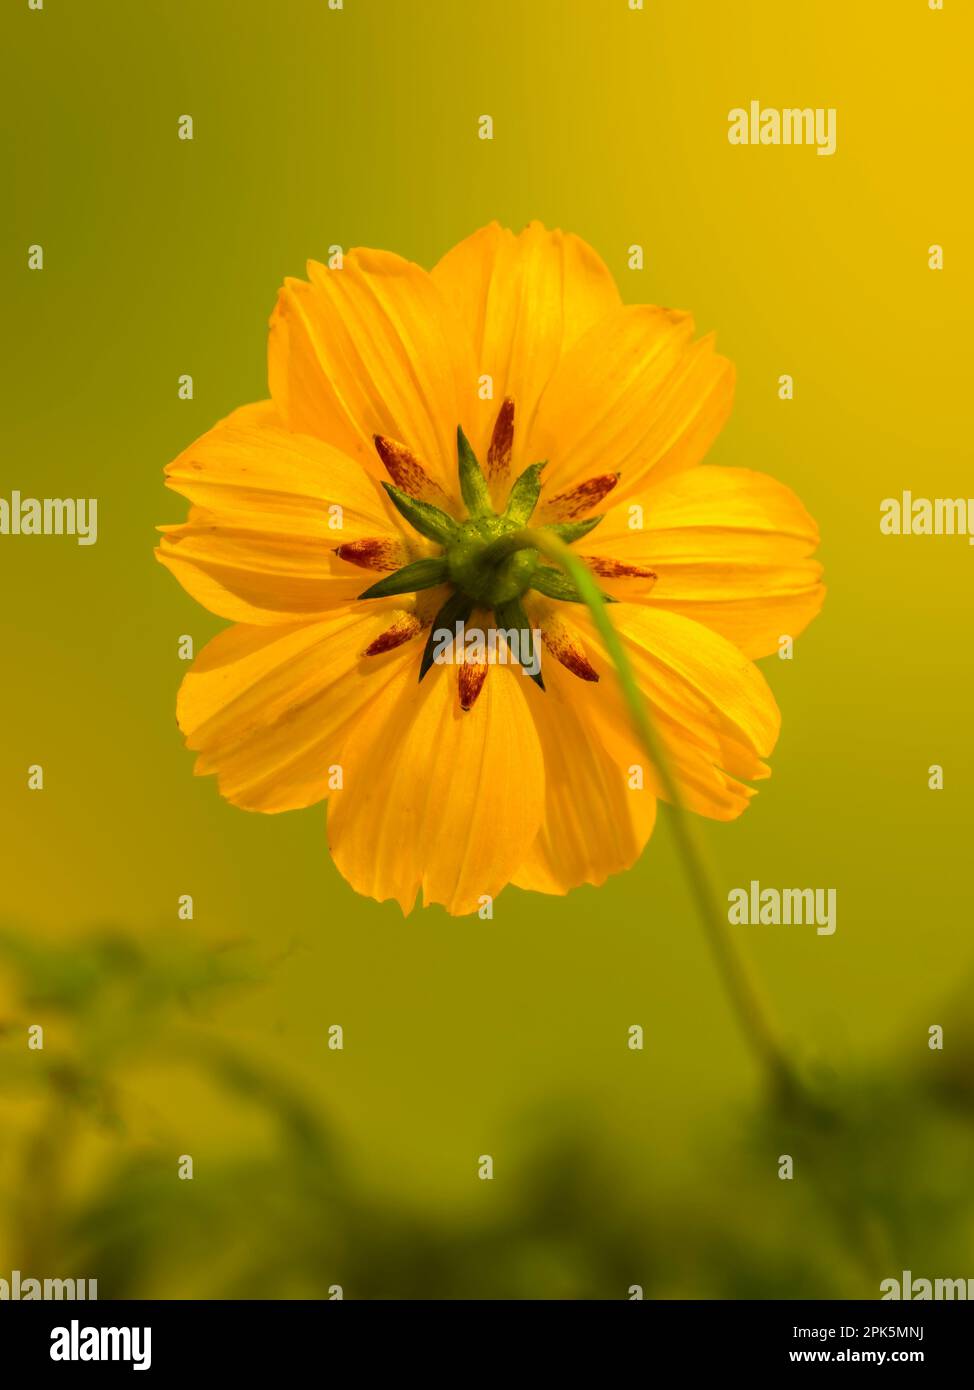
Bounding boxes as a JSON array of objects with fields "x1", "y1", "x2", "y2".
[
  {"x1": 528, "y1": 306, "x2": 734, "y2": 497},
  {"x1": 328, "y1": 663, "x2": 544, "y2": 914},
  {"x1": 589, "y1": 467, "x2": 824, "y2": 657},
  {"x1": 176, "y1": 606, "x2": 417, "y2": 812},
  {"x1": 512, "y1": 660, "x2": 657, "y2": 894},
  {"x1": 268, "y1": 249, "x2": 475, "y2": 497},
  {"x1": 571, "y1": 603, "x2": 780, "y2": 821},
  {"x1": 157, "y1": 402, "x2": 414, "y2": 623},
  {"x1": 432, "y1": 221, "x2": 621, "y2": 468}
]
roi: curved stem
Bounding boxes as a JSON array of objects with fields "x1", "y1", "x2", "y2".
[{"x1": 495, "y1": 527, "x2": 801, "y2": 1103}]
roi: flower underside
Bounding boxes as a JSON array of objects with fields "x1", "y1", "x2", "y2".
[
  {"x1": 336, "y1": 399, "x2": 655, "y2": 706},
  {"x1": 154, "y1": 222, "x2": 827, "y2": 920}
]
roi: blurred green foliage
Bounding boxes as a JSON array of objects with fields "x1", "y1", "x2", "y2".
[{"x1": 1, "y1": 923, "x2": 972, "y2": 1299}]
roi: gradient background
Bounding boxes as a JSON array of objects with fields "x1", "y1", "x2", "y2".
[{"x1": 2, "y1": 0, "x2": 973, "y2": 1298}]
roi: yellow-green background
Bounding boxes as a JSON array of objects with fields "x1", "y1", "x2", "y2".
[{"x1": 2, "y1": 0, "x2": 972, "y2": 1298}]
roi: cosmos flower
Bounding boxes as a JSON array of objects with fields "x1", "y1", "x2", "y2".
[{"x1": 157, "y1": 222, "x2": 823, "y2": 914}]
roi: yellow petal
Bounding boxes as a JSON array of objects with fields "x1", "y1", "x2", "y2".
[
  {"x1": 527, "y1": 306, "x2": 734, "y2": 496},
  {"x1": 176, "y1": 606, "x2": 417, "y2": 812},
  {"x1": 588, "y1": 467, "x2": 825, "y2": 657},
  {"x1": 157, "y1": 401, "x2": 413, "y2": 623},
  {"x1": 268, "y1": 249, "x2": 475, "y2": 497},
  {"x1": 431, "y1": 221, "x2": 621, "y2": 467},
  {"x1": 328, "y1": 663, "x2": 544, "y2": 914},
  {"x1": 512, "y1": 660, "x2": 657, "y2": 894},
  {"x1": 570, "y1": 603, "x2": 780, "y2": 821}
]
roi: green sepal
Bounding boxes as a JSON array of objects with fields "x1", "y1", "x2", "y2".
[
  {"x1": 503, "y1": 461, "x2": 546, "y2": 524},
  {"x1": 544, "y1": 515, "x2": 604, "y2": 544},
  {"x1": 457, "y1": 427, "x2": 492, "y2": 518},
  {"x1": 494, "y1": 596, "x2": 545, "y2": 691},
  {"x1": 419, "y1": 590, "x2": 474, "y2": 682},
  {"x1": 382, "y1": 482, "x2": 460, "y2": 545},
  {"x1": 530, "y1": 564, "x2": 616, "y2": 604},
  {"x1": 358, "y1": 557, "x2": 449, "y2": 600}
]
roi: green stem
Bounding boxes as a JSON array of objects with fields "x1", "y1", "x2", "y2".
[{"x1": 496, "y1": 527, "x2": 801, "y2": 1103}]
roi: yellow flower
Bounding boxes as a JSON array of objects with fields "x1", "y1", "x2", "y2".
[{"x1": 157, "y1": 222, "x2": 823, "y2": 915}]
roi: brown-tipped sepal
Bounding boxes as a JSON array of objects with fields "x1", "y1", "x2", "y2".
[
  {"x1": 458, "y1": 661, "x2": 489, "y2": 711},
  {"x1": 334, "y1": 537, "x2": 408, "y2": 573},
  {"x1": 540, "y1": 614, "x2": 600, "y2": 683},
  {"x1": 583, "y1": 557, "x2": 658, "y2": 587},
  {"x1": 486, "y1": 397, "x2": 515, "y2": 481},
  {"x1": 363, "y1": 613, "x2": 423, "y2": 656},
  {"x1": 539, "y1": 473, "x2": 619, "y2": 522},
  {"x1": 374, "y1": 435, "x2": 451, "y2": 507}
]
